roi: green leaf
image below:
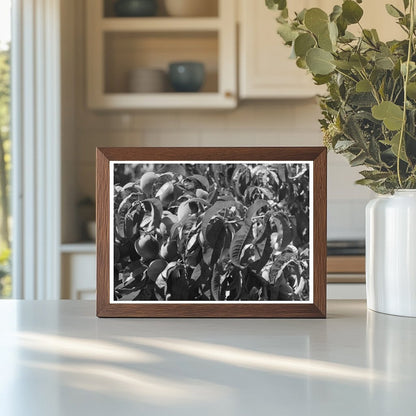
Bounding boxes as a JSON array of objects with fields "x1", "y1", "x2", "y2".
[
  {"x1": 328, "y1": 21, "x2": 338, "y2": 44},
  {"x1": 318, "y1": 26, "x2": 334, "y2": 52},
  {"x1": 306, "y1": 48, "x2": 335, "y2": 75},
  {"x1": 296, "y1": 8, "x2": 307, "y2": 23},
  {"x1": 371, "y1": 29, "x2": 380, "y2": 42},
  {"x1": 382, "y1": 132, "x2": 409, "y2": 162},
  {"x1": 333, "y1": 60, "x2": 353, "y2": 70},
  {"x1": 339, "y1": 31, "x2": 356, "y2": 43},
  {"x1": 349, "y1": 151, "x2": 367, "y2": 167},
  {"x1": 350, "y1": 54, "x2": 368, "y2": 70},
  {"x1": 360, "y1": 170, "x2": 392, "y2": 181},
  {"x1": 294, "y1": 33, "x2": 316, "y2": 58},
  {"x1": 330, "y1": 5, "x2": 342, "y2": 21},
  {"x1": 334, "y1": 139, "x2": 355, "y2": 151},
  {"x1": 403, "y1": 0, "x2": 410, "y2": 9},
  {"x1": 313, "y1": 74, "x2": 332, "y2": 85},
  {"x1": 407, "y1": 82, "x2": 416, "y2": 99},
  {"x1": 385, "y1": 4, "x2": 404, "y2": 18},
  {"x1": 296, "y1": 57, "x2": 307, "y2": 69},
  {"x1": 372, "y1": 101, "x2": 404, "y2": 131},
  {"x1": 280, "y1": 7, "x2": 288, "y2": 19},
  {"x1": 375, "y1": 55, "x2": 395, "y2": 70},
  {"x1": 336, "y1": 15, "x2": 348, "y2": 36},
  {"x1": 277, "y1": 23, "x2": 298, "y2": 43},
  {"x1": 266, "y1": 0, "x2": 287, "y2": 11},
  {"x1": 356, "y1": 79, "x2": 372, "y2": 92},
  {"x1": 342, "y1": 0, "x2": 363, "y2": 24},
  {"x1": 304, "y1": 8, "x2": 329, "y2": 35}
]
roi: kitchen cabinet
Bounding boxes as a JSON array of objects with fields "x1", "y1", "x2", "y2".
[
  {"x1": 86, "y1": 0, "x2": 237, "y2": 109},
  {"x1": 239, "y1": 0, "x2": 325, "y2": 99},
  {"x1": 61, "y1": 244, "x2": 96, "y2": 300},
  {"x1": 238, "y1": 0, "x2": 404, "y2": 99}
]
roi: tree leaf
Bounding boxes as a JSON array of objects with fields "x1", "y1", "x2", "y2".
[
  {"x1": 188, "y1": 174, "x2": 210, "y2": 190},
  {"x1": 375, "y1": 55, "x2": 395, "y2": 70},
  {"x1": 251, "y1": 234, "x2": 272, "y2": 272},
  {"x1": 318, "y1": 26, "x2": 334, "y2": 52},
  {"x1": 205, "y1": 217, "x2": 224, "y2": 247},
  {"x1": 350, "y1": 54, "x2": 368, "y2": 70},
  {"x1": 141, "y1": 198, "x2": 163, "y2": 230},
  {"x1": 342, "y1": 0, "x2": 363, "y2": 24},
  {"x1": 271, "y1": 213, "x2": 293, "y2": 250},
  {"x1": 382, "y1": 132, "x2": 409, "y2": 162},
  {"x1": 277, "y1": 23, "x2": 298, "y2": 43},
  {"x1": 230, "y1": 223, "x2": 253, "y2": 268},
  {"x1": 349, "y1": 151, "x2": 368, "y2": 167},
  {"x1": 306, "y1": 48, "x2": 335, "y2": 75},
  {"x1": 330, "y1": 5, "x2": 342, "y2": 22},
  {"x1": 333, "y1": 59, "x2": 352, "y2": 70},
  {"x1": 371, "y1": 101, "x2": 404, "y2": 131},
  {"x1": 265, "y1": 0, "x2": 287, "y2": 11},
  {"x1": 211, "y1": 265, "x2": 226, "y2": 301},
  {"x1": 407, "y1": 82, "x2": 416, "y2": 99},
  {"x1": 356, "y1": 79, "x2": 372, "y2": 92},
  {"x1": 304, "y1": 8, "x2": 329, "y2": 35},
  {"x1": 201, "y1": 200, "x2": 237, "y2": 240},
  {"x1": 294, "y1": 33, "x2": 316, "y2": 58},
  {"x1": 385, "y1": 4, "x2": 404, "y2": 18},
  {"x1": 245, "y1": 200, "x2": 269, "y2": 224}
]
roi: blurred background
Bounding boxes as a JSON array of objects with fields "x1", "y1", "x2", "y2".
[{"x1": 1, "y1": 0, "x2": 404, "y2": 300}]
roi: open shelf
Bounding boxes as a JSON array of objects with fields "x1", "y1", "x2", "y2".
[
  {"x1": 87, "y1": 0, "x2": 236, "y2": 109},
  {"x1": 104, "y1": 31, "x2": 218, "y2": 94},
  {"x1": 90, "y1": 92, "x2": 234, "y2": 109}
]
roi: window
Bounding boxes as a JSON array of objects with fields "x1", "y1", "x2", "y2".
[{"x1": 0, "y1": 0, "x2": 11, "y2": 298}]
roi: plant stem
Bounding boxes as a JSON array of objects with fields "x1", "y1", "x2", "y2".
[{"x1": 397, "y1": 0, "x2": 415, "y2": 188}]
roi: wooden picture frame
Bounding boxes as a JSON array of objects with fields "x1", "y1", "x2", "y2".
[{"x1": 96, "y1": 147, "x2": 327, "y2": 318}]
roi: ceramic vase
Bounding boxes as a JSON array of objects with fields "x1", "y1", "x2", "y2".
[{"x1": 366, "y1": 190, "x2": 416, "y2": 317}]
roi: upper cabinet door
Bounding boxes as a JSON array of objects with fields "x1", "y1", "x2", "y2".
[
  {"x1": 239, "y1": 0, "x2": 326, "y2": 99},
  {"x1": 239, "y1": 0, "x2": 405, "y2": 100}
]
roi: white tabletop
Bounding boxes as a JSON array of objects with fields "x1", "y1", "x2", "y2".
[{"x1": 0, "y1": 300, "x2": 415, "y2": 416}]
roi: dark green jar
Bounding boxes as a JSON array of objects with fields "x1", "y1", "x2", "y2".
[
  {"x1": 168, "y1": 62, "x2": 205, "y2": 92},
  {"x1": 114, "y1": 0, "x2": 157, "y2": 17}
]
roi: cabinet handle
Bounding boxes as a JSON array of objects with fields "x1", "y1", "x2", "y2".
[{"x1": 224, "y1": 91, "x2": 234, "y2": 99}]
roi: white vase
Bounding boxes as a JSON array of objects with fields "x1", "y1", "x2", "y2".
[{"x1": 366, "y1": 190, "x2": 416, "y2": 317}]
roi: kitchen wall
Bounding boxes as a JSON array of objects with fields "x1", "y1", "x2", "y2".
[{"x1": 62, "y1": 0, "x2": 374, "y2": 243}]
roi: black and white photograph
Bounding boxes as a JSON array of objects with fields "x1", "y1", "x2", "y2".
[{"x1": 111, "y1": 161, "x2": 312, "y2": 303}]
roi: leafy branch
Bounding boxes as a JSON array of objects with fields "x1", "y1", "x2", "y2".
[{"x1": 266, "y1": 0, "x2": 416, "y2": 193}]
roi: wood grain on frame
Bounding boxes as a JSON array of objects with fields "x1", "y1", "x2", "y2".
[{"x1": 96, "y1": 147, "x2": 327, "y2": 318}]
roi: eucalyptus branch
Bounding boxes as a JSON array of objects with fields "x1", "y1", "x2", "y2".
[
  {"x1": 397, "y1": 0, "x2": 415, "y2": 188},
  {"x1": 359, "y1": 69, "x2": 381, "y2": 104},
  {"x1": 334, "y1": 68, "x2": 358, "y2": 84}
]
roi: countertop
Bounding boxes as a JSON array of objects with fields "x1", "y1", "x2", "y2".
[{"x1": 0, "y1": 300, "x2": 415, "y2": 416}]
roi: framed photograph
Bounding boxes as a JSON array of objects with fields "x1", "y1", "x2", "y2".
[{"x1": 96, "y1": 147, "x2": 327, "y2": 318}]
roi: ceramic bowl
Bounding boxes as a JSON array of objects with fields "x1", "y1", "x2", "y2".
[
  {"x1": 128, "y1": 68, "x2": 167, "y2": 93},
  {"x1": 168, "y1": 62, "x2": 205, "y2": 92},
  {"x1": 114, "y1": 0, "x2": 158, "y2": 17},
  {"x1": 164, "y1": 0, "x2": 217, "y2": 17}
]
